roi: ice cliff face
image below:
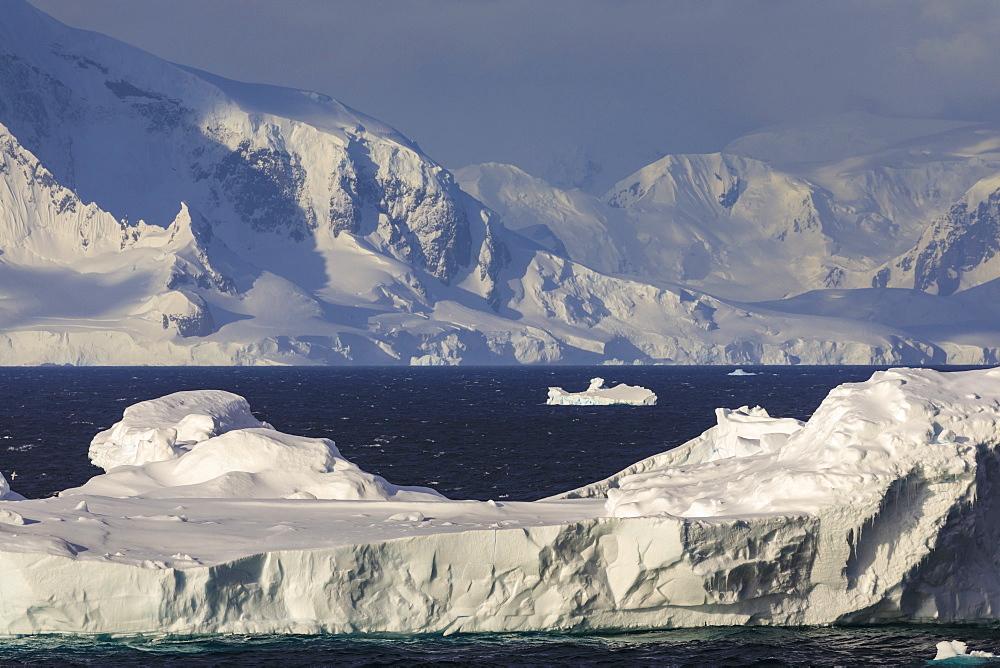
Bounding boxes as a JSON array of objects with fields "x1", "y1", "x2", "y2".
[
  {"x1": 3, "y1": 2, "x2": 1000, "y2": 364},
  {"x1": 2, "y1": 368, "x2": 1000, "y2": 634},
  {"x1": 552, "y1": 367, "x2": 1000, "y2": 626}
]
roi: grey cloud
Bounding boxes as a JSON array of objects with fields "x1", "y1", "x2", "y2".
[{"x1": 28, "y1": 0, "x2": 1000, "y2": 192}]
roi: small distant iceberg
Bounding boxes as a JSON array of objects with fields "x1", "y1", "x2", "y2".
[
  {"x1": 546, "y1": 377, "x2": 656, "y2": 406},
  {"x1": 933, "y1": 640, "x2": 997, "y2": 663},
  {"x1": 728, "y1": 368, "x2": 757, "y2": 376}
]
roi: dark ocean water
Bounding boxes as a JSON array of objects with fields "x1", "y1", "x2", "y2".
[{"x1": 0, "y1": 365, "x2": 997, "y2": 666}]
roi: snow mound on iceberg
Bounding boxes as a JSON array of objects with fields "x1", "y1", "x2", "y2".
[
  {"x1": 552, "y1": 404, "x2": 804, "y2": 501},
  {"x1": 604, "y1": 368, "x2": 992, "y2": 518},
  {"x1": 78, "y1": 390, "x2": 443, "y2": 501},
  {"x1": 89, "y1": 390, "x2": 271, "y2": 471},
  {"x1": 547, "y1": 377, "x2": 657, "y2": 406}
]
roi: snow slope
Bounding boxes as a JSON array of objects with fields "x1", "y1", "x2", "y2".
[{"x1": 3, "y1": 368, "x2": 1000, "y2": 634}]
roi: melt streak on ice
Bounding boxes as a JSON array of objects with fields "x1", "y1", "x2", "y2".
[{"x1": 1, "y1": 367, "x2": 1000, "y2": 635}]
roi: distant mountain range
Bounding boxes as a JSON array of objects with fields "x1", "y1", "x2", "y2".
[{"x1": 2, "y1": 0, "x2": 1000, "y2": 365}]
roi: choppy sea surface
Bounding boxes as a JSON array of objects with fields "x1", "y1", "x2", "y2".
[{"x1": 0, "y1": 365, "x2": 997, "y2": 666}]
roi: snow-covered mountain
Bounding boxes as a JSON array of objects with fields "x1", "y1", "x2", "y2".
[
  {"x1": 459, "y1": 113, "x2": 1000, "y2": 301},
  {"x1": 457, "y1": 114, "x2": 1000, "y2": 364},
  {"x1": 2, "y1": 1, "x2": 1000, "y2": 365},
  {"x1": 0, "y1": 0, "x2": 510, "y2": 364}
]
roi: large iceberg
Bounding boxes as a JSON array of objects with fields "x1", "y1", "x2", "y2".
[
  {"x1": 547, "y1": 377, "x2": 657, "y2": 406},
  {"x1": 3, "y1": 368, "x2": 1000, "y2": 635}
]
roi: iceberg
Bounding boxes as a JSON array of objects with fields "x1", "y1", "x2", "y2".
[
  {"x1": 546, "y1": 377, "x2": 657, "y2": 406},
  {"x1": 3, "y1": 368, "x2": 1000, "y2": 635},
  {"x1": 727, "y1": 368, "x2": 757, "y2": 376},
  {"x1": 934, "y1": 640, "x2": 997, "y2": 663}
]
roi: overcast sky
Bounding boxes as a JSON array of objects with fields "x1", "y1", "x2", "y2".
[{"x1": 27, "y1": 0, "x2": 1000, "y2": 192}]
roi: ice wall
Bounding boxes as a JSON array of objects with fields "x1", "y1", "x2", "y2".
[{"x1": 0, "y1": 513, "x2": 828, "y2": 635}]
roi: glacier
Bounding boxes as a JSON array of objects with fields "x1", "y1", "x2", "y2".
[
  {"x1": 2, "y1": 367, "x2": 1000, "y2": 635},
  {"x1": 546, "y1": 377, "x2": 657, "y2": 406}
]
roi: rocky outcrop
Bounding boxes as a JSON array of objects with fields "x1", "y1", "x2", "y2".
[{"x1": 874, "y1": 186, "x2": 1000, "y2": 295}]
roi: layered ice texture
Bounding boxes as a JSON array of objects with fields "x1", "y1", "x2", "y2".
[
  {"x1": 546, "y1": 377, "x2": 657, "y2": 406},
  {"x1": 3, "y1": 367, "x2": 1000, "y2": 635}
]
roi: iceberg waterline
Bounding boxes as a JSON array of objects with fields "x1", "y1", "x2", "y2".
[{"x1": 2, "y1": 367, "x2": 1000, "y2": 635}]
